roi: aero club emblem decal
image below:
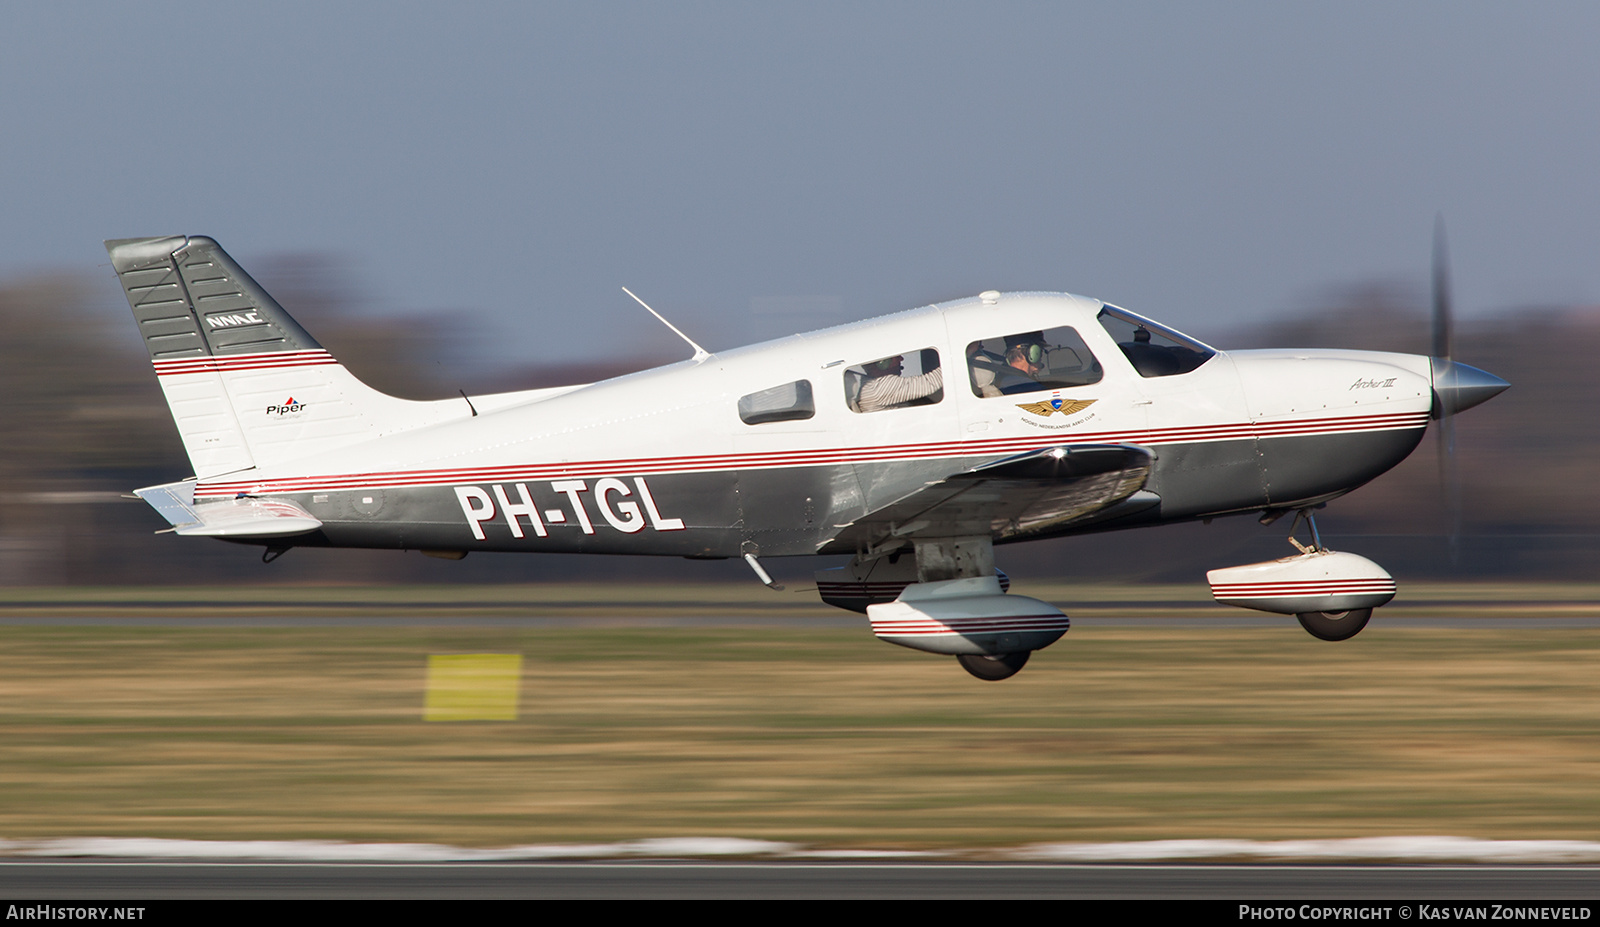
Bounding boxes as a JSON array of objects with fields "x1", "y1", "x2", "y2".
[{"x1": 1016, "y1": 397, "x2": 1095, "y2": 417}]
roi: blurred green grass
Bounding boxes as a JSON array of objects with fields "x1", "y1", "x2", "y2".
[{"x1": 0, "y1": 619, "x2": 1596, "y2": 850}]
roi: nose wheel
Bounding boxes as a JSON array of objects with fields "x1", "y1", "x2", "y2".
[
  {"x1": 1213, "y1": 508, "x2": 1389, "y2": 642},
  {"x1": 956, "y1": 651, "x2": 1031, "y2": 680}
]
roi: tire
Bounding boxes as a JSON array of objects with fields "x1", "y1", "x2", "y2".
[
  {"x1": 1296, "y1": 607, "x2": 1373, "y2": 642},
  {"x1": 956, "y1": 651, "x2": 1030, "y2": 681}
]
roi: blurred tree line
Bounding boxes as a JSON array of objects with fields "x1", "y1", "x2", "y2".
[{"x1": 0, "y1": 261, "x2": 1589, "y2": 586}]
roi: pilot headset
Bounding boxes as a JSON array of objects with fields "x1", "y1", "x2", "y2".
[{"x1": 1009, "y1": 342, "x2": 1045, "y2": 365}]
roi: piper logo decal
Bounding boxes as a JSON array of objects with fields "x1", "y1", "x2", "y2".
[
  {"x1": 266, "y1": 397, "x2": 308, "y2": 416},
  {"x1": 454, "y1": 477, "x2": 685, "y2": 540}
]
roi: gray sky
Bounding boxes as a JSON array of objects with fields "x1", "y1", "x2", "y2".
[{"x1": 4, "y1": 2, "x2": 1598, "y2": 362}]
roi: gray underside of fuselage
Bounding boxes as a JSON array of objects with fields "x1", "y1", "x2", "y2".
[{"x1": 225, "y1": 429, "x2": 1425, "y2": 557}]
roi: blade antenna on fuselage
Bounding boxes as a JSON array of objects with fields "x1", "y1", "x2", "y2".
[{"x1": 622, "y1": 287, "x2": 711, "y2": 364}]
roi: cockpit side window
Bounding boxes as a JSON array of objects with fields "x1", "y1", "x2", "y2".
[
  {"x1": 1096, "y1": 305, "x2": 1215, "y2": 377},
  {"x1": 966, "y1": 326, "x2": 1102, "y2": 397},
  {"x1": 843, "y1": 348, "x2": 943, "y2": 413}
]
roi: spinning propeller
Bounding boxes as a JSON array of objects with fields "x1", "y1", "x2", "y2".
[{"x1": 1428, "y1": 217, "x2": 1510, "y2": 566}]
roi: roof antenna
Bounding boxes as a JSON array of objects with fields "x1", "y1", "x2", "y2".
[{"x1": 622, "y1": 287, "x2": 710, "y2": 364}]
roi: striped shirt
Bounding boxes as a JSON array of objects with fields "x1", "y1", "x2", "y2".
[{"x1": 857, "y1": 368, "x2": 944, "y2": 412}]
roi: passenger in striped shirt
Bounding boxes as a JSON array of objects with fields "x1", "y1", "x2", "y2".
[{"x1": 856, "y1": 354, "x2": 944, "y2": 412}]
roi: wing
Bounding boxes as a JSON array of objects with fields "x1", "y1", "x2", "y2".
[{"x1": 821, "y1": 443, "x2": 1156, "y2": 554}]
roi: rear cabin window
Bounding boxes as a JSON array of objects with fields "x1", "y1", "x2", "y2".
[
  {"x1": 1096, "y1": 305, "x2": 1215, "y2": 377},
  {"x1": 738, "y1": 380, "x2": 815, "y2": 425},
  {"x1": 843, "y1": 348, "x2": 943, "y2": 413},
  {"x1": 966, "y1": 327, "x2": 1102, "y2": 397}
]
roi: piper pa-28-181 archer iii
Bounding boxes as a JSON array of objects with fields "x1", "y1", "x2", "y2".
[{"x1": 107, "y1": 234, "x2": 1508, "y2": 680}]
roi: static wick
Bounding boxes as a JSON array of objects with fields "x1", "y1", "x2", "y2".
[{"x1": 622, "y1": 287, "x2": 710, "y2": 363}]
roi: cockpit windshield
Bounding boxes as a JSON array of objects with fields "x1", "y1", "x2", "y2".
[{"x1": 1096, "y1": 305, "x2": 1216, "y2": 378}]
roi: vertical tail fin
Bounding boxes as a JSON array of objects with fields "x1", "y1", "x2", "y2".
[{"x1": 107, "y1": 236, "x2": 463, "y2": 479}]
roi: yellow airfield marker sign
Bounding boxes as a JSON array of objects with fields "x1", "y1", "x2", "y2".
[{"x1": 424, "y1": 654, "x2": 523, "y2": 721}]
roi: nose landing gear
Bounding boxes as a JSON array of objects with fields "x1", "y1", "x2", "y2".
[{"x1": 1207, "y1": 509, "x2": 1395, "y2": 641}]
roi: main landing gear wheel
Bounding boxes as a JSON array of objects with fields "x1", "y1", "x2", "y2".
[
  {"x1": 956, "y1": 651, "x2": 1030, "y2": 681},
  {"x1": 1296, "y1": 607, "x2": 1373, "y2": 642}
]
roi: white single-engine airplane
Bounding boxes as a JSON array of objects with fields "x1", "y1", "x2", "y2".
[{"x1": 108, "y1": 235, "x2": 1507, "y2": 680}]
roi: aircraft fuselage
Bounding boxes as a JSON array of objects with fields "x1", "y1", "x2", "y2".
[{"x1": 185, "y1": 295, "x2": 1433, "y2": 559}]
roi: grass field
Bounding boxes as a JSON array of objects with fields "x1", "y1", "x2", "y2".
[{"x1": 0, "y1": 586, "x2": 1596, "y2": 852}]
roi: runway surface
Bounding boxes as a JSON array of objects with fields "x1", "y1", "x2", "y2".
[{"x1": 3, "y1": 860, "x2": 1599, "y2": 900}]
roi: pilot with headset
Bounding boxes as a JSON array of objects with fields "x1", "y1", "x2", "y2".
[{"x1": 990, "y1": 332, "x2": 1047, "y2": 394}]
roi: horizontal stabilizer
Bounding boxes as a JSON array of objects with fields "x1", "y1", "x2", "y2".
[{"x1": 134, "y1": 481, "x2": 322, "y2": 538}]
